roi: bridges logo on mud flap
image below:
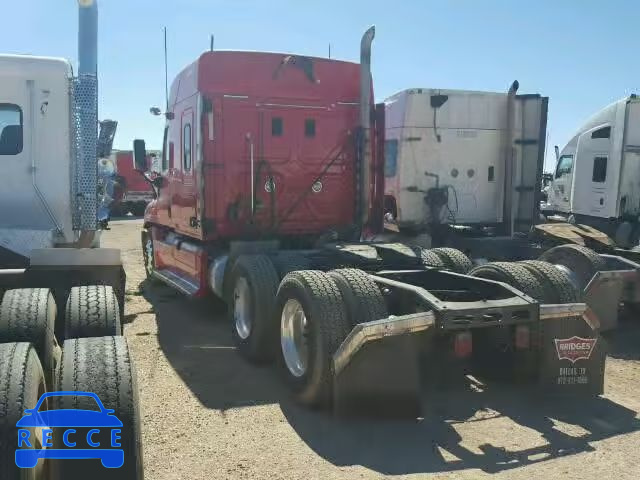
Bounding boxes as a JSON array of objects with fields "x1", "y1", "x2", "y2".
[
  {"x1": 554, "y1": 336, "x2": 597, "y2": 364},
  {"x1": 15, "y1": 391, "x2": 124, "y2": 469}
]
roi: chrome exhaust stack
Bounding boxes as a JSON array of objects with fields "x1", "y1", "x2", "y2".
[
  {"x1": 358, "y1": 26, "x2": 375, "y2": 229},
  {"x1": 503, "y1": 79, "x2": 519, "y2": 236},
  {"x1": 75, "y1": 0, "x2": 99, "y2": 243}
]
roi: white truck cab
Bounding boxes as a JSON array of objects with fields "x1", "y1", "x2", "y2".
[
  {"x1": 0, "y1": 55, "x2": 76, "y2": 256},
  {"x1": 548, "y1": 95, "x2": 640, "y2": 240}
]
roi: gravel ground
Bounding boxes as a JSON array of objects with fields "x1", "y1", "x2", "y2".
[{"x1": 104, "y1": 218, "x2": 640, "y2": 480}]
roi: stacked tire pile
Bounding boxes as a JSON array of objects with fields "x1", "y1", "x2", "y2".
[{"x1": 0, "y1": 285, "x2": 142, "y2": 479}]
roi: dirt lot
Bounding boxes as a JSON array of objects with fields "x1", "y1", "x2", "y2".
[{"x1": 104, "y1": 218, "x2": 640, "y2": 480}]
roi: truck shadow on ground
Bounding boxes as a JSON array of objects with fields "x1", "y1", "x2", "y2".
[
  {"x1": 141, "y1": 280, "x2": 288, "y2": 410},
  {"x1": 142, "y1": 280, "x2": 640, "y2": 475},
  {"x1": 281, "y1": 384, "x2": 640, "y2": 475},
  {"x1": 604, "y1": 313, "x2": 640, "y2": 360}
]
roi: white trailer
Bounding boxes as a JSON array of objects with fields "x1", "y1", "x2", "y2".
[
  {"x1": 546, "y1": 95, "x2": 640, "y2": 247},
  {"x1": 383, "y1": 84, "x2": 548, "y2": 241}
]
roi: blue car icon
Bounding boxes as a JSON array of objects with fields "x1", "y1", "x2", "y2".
[{"x1": 15, "y1": 391, "x2": 124, "y2": 469}]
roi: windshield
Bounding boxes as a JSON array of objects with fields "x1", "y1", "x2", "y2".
[
  {"x1": 555, "y1": 155, "x2": 574, "y2": 178},
  {"x1": 0, "y1": 103, "x2": 23, "y2": 155}
]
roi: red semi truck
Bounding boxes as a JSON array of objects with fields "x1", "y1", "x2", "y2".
[
  {"x1": 109, "y1": 149, "x2": 160, "y2": 216},
  {"x1": 132, "y1": 28, "x2": 604, "y2": 415}
]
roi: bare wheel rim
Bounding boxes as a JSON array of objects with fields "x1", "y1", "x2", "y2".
[
  {"x1": 145, "y1": 237, "x2": 154, "y2": 275},
  {"x1": 234, "y1": 277, "x2": 252, "y2": 340},
  {"x1": 281, "y1": 298, "x2": 309, "y2": 377}
]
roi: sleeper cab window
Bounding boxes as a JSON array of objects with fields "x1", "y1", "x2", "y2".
[
  {"x1": 591, "y1": 126, "x2": 611, "y2": 139},
  {"x1": 183, "y1": 123, "x2": 192, "y2": 170},
  {"x1": 592, "y1": 156, "x2": 607, "y2": 183},
  {"x1": 384, "y1": 139, "x2": 399, "y2": 177},
  {"x1": 272, "y1": 117, "x2": 283, "y2": 136},
  {"x1": 305, "y1": 118, "x2": 315, "y2": 138},
  {"x1": 0, "y1": 103, "x2": 23, "y2": 155}
]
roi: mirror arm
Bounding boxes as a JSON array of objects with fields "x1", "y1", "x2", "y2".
[{"x1": 136, "y1": 170, "x2": 160, "y2": 199}]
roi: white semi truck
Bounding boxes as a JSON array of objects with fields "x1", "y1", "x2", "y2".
[
  {"x1": 381, "y1": 84, "x2": 640, "y2": 334},
  {"x1": 383, "y1": 83, "x2": 547, "y2": 244},
  {"x1": 0, "y1": 1, "x2": 142, "y2": 478},
  {"x1": 545, "y1": 95, "x2": 640, "y2": 248}
]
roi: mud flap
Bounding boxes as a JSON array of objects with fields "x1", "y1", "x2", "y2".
[
  {"x1": 539, "y1": 304, "x2": 605, "y2": 395},
  {"x1": 583, "y1": 270, "x2": 627, "y2": 332},
  {"x1": 332, "y1": 313, "x2": 434, "y2": 418}
]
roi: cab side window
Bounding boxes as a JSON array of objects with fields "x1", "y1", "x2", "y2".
[
  {"x1": 555, "y1": 155, "x2": 574, "y2": 179},
  {"x1": 0, "y1": 104, "x2": 23, "y2": 155},
  {"x1": 161, "y1": 126, "x2": 169, "y2": 171},
  {"x1": 183, "y1": 123, "x2": 192, "y2": 171}
]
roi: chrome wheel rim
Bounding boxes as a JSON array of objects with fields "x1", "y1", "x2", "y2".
[
  {"x1": 145, "y1": 238, "x2": 154, "y2": 275},
  {"x1": 281, "y1": 298, "x2": 309, "y2": 377},
  {"x1": 234, "y1": 277, "x2": 252, "y2": 340}
]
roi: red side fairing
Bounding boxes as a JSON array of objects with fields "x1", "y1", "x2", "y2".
[{"x1": 149, "y1": 226, "x2": 208, "y2": 297}]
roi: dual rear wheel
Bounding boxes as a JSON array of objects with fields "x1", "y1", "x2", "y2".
[{"x1": 227, "y1": 254, "x2": 387, "y2": 408}]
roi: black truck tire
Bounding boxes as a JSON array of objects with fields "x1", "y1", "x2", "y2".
[
  {"x1": 0, "y1": 288, "x2": 57, "y2": 386},
  {"x1": 470, "y1": 262, "x2": 546, "y2": 382},
  {"x1": 538, "y1": 244, "x2": 605, "y2": 290},
  {"x1": 430, "y1": 248, "x2": 474, "y2": 274},
  {"x1": 420, "y1": 249, "x2": 445, "y2": 268},
  {"x1": 275, "y1": 270, "x2": 350, "y2": 408},
  {"x1": 131, "y1": 202, "x2": 147, "y2": 217},
  {"x1": 65, "y1": 285, "x2": 122, "y2": 339},
  {"x1": 469, "y1": 262, "x2": 546, "y2": 301},
  {"x1": 141, "y1": 230, "x2": 161, "y2": 285},
  {"x1": 328, "y1": 268, "x2": 388, "y2": 328},
  {"x1": 0, "y1": 342, "x2": 47, "y2": 480},
  {"x1": 271, "y1": 252, "x2": 312, "y2": 280},
  {"x1": 54, "y1": 336, "x2": 143, "y2": 479},
  {"x1": 228, "y1": 254, "x2": 280, "y2": 363},
  {"x1": 109, "y1": 203, "x2": 123, "y2": 217},
  {"x1": 519, "y1": 260, "x2": 581, "y2": 303}
]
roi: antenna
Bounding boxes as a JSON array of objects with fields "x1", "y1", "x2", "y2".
[
  {"x1": 164, "y1": 27, "x2": 169, "y2": 111},
  {"x1": 328, "y1": 43, "x2": 331, "y2": 59},
  {"x1": 210, "y1": 34, "x2": 214, "y2": 51}
]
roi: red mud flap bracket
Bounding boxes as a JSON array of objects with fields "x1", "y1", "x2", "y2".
[
  {"x1": 538, "y1": 303, "x2": 605, "y2": 396},
  {"x1": 332, "y1": 312, "x2": 435, "y2": 418}
]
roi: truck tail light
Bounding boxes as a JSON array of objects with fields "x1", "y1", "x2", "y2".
[
  {"x1": 454, "y1": 331, "x2": 472, "y2": 358},
  {"x1": 515, "y1": 325, "x2": 530, "y2": 349}
]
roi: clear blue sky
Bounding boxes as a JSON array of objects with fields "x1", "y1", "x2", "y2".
[{"x1": 5, "y1": 0, "x2": 638, "y2": 171}]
